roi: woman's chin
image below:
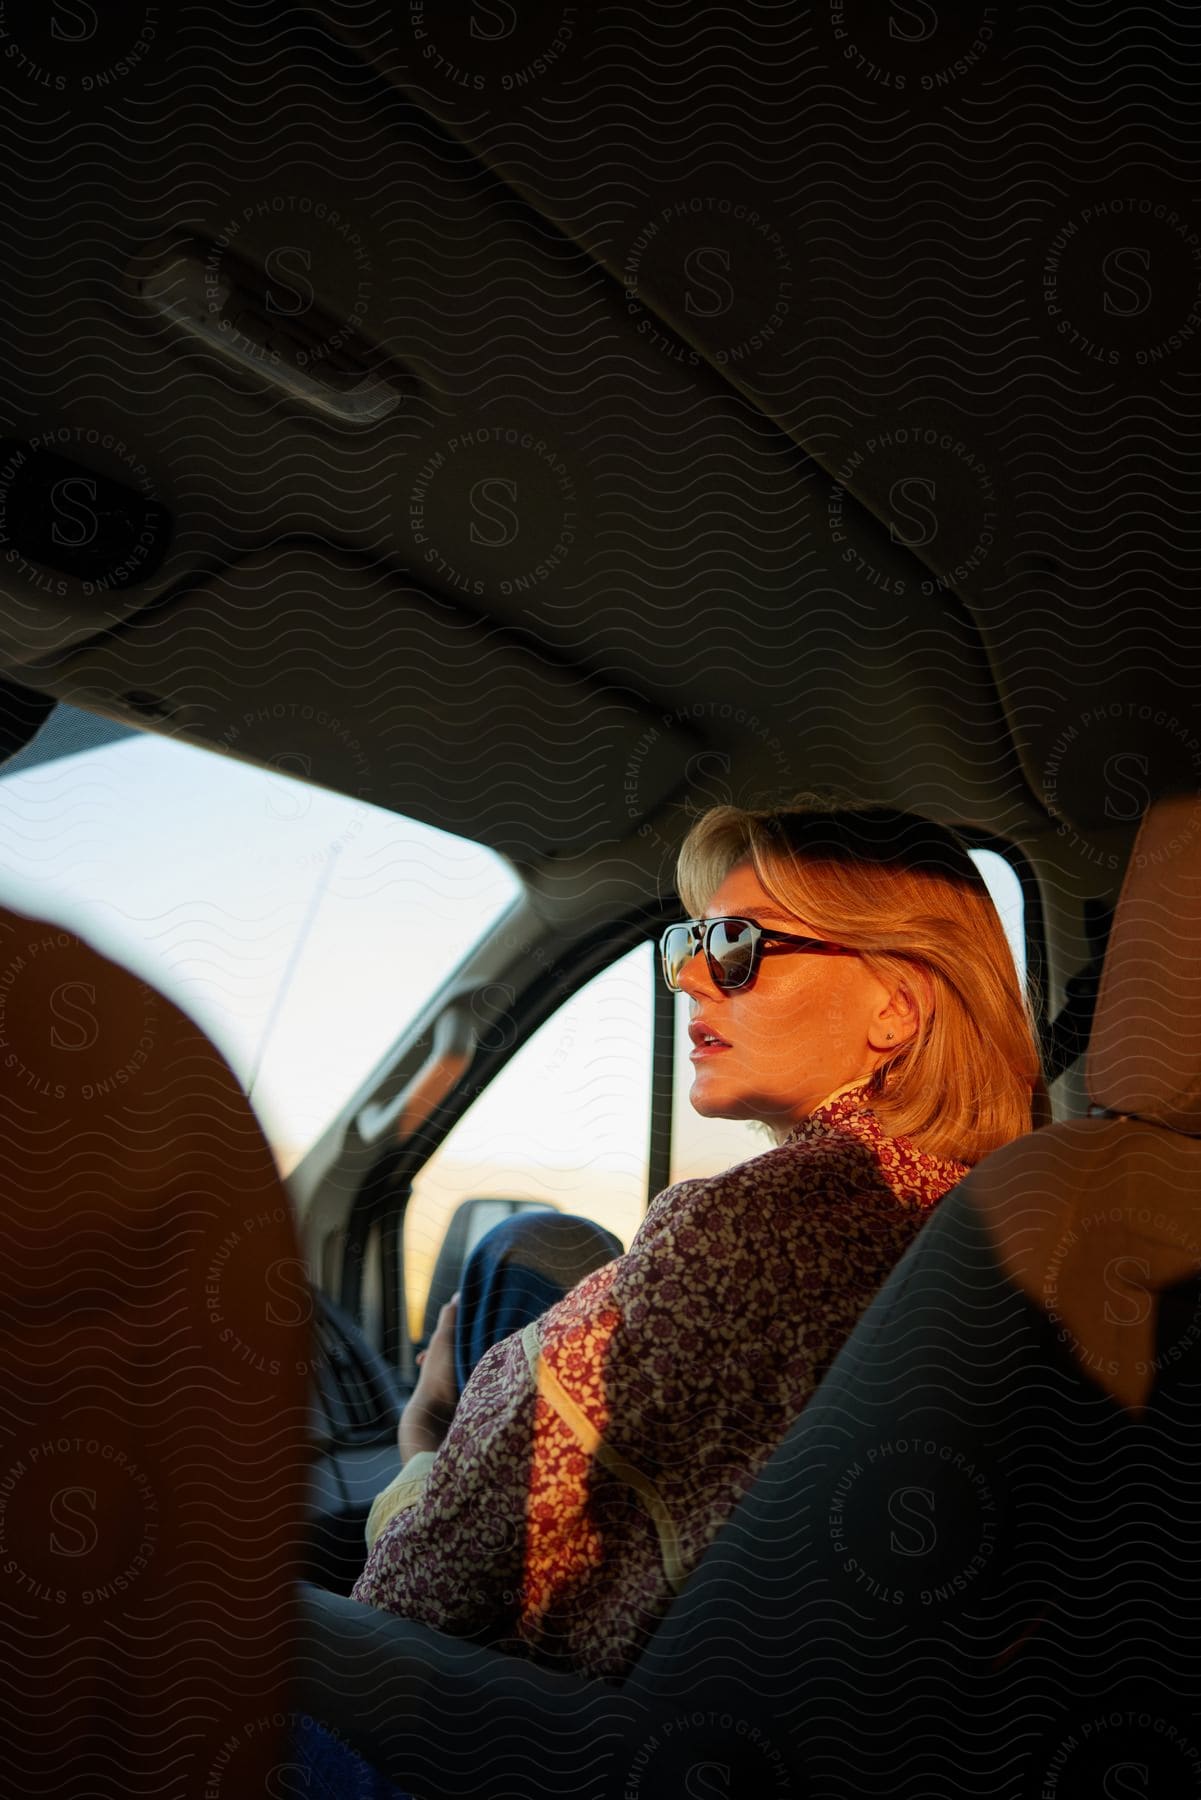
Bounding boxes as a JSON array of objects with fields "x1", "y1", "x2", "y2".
[{"x1": 688, "y1": 1079, "x2": 744, "y2": 1122}]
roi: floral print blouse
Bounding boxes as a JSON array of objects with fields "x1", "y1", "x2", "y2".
[{"x1": 351, "y1": 1085, "x2": 969, "y2": 1681}]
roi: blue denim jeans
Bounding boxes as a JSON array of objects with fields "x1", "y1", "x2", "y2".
[
  {"x1": 452, "y1": 1209, "x2": 623, "y2": 1397},
  {"x1": 290, "y1": 1714, "x2": 411, "y2": 1798}
]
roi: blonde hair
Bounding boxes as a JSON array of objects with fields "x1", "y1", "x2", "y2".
[{"x1": 675, "y1": 795, "x2": 1046, "y2": 1166}]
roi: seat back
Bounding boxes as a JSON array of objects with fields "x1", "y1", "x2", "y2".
[{"x1": 0, "y1": 903, "x2": 322, "y2": 1797}]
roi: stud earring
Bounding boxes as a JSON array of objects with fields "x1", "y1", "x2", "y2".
[{"x1": 885, "y1": 1030, "x2": 894, "y2": 1040}]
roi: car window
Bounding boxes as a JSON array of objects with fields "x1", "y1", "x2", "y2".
[
  {"x1": 403, "y1": 942, "x2": 652, "y2": 1339},
  {"x1": 971, "y1": 846, "x2": 1028, "y2": 988},
  {"x1": 0, "y1": 709, "x2": 519, "y2": 1176}
]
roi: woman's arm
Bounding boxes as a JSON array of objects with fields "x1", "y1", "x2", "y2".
[
  {"x1": 352, "y1": 1321, "x2": 541, "y2": 1644},
  {"x1": 351, "y1": 1255, "x2": 638, "y2": 1665}
]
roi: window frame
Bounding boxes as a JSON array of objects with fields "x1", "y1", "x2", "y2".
[{"x1": 342, "y1": 895, "x2": 680, "y2": 1366}]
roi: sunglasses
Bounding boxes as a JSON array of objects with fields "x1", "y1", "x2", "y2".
[{"x1": 659, "y1": 916, "x2": 858, "y2": 992}]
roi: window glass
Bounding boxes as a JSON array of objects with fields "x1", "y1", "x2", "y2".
[
  {"x1": 0, "y1": 708, "x2": 520, "y2": 1176},
  {"x1": 669, "y1": 845, "x2": 1028, "y2": 1184},
  {"x1": 971, "y1": 846, "x2": 1027, "y2": 987},
  {"x1": 404, "y1": 943, "x2": 652, "y2": 1339}
]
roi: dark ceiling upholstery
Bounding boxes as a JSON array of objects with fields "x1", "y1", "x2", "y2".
[
  {"x1": 0, "y1": 2, "x2": 1196, "y2": 867},
  {"x1": 313, "y1": 0, "x2": 1201, "y2": 833}
]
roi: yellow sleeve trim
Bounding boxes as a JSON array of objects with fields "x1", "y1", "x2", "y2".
[
  {"x1": 364, "y1": 1450, "x2": 438, "y2": 1551},
  {"x1": 520, "y1": 1321, "x2": 686, "y2": 1595}
]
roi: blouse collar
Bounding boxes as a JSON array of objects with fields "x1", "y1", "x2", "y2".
[{"x1": 780, "y1": 1080, "x2": 973, "y2": 1187}]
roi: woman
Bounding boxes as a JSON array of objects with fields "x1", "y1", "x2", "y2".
[{"x1": 350, "y1": 797, "x2": 1044, "y2": 1684}]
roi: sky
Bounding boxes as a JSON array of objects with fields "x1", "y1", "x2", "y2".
[{"x1": 0, "y1": 730, "x2": 520, "y2": 1170}]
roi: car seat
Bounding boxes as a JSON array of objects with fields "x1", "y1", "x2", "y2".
[{"x1": 0, "y1": 901, "x2": 316, "y2": 1798}]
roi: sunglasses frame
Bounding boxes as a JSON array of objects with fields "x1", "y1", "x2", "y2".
[{"x1": 659, "y1": 915, "x2": 858, "y2": 992}]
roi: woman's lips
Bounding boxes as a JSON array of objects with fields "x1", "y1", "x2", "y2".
[
  {"x1": 689, "y1": 1042, "x2": 730, "y2": 1061},
  {"x1": 688, "y1": 1021, "x2": 731, "y2": 1060}
]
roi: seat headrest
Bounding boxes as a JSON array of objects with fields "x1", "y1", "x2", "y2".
[{"x1": 1087, "y1": 792, "x2": 1201, "y2": 1135}]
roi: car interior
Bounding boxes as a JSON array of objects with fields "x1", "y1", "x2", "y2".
[{"x1": 2, "y1": 3, "x2": 1199, "y2": 1795}]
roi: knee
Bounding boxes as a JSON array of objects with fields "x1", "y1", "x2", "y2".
[{"x1": 470, "y1": 1210, "x2": 622, "y2": 1282}]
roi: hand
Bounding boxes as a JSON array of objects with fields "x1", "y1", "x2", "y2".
[{"x1": 399, "y1": 1293, "x2": 459, "y2": 1462}]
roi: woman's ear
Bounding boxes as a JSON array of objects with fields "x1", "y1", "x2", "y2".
[{"x1": 866, "y1": 970, "x2": 930, "y2": 1052}]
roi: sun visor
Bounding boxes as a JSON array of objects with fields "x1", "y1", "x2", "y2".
[{"x1": 41, "y1": 545, "x2": 698, "y2": 863}]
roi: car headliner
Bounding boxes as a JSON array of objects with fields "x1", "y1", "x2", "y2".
[{"x1": 0, "y1": 4, "x2": 1196, "y2": 893}]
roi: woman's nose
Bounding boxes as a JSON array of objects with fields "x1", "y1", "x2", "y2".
[{"x1": 676, "y1": 947, "x2": 720, "y2": 1000}]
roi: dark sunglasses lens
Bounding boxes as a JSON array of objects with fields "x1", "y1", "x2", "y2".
[{"x1": 708, "y1": 919, "x2": 755, "y2": 987}]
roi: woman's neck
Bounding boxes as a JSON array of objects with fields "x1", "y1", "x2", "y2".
[{"x1": 769, "y1": 1076, "x2": 874, "y2": 1145}]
